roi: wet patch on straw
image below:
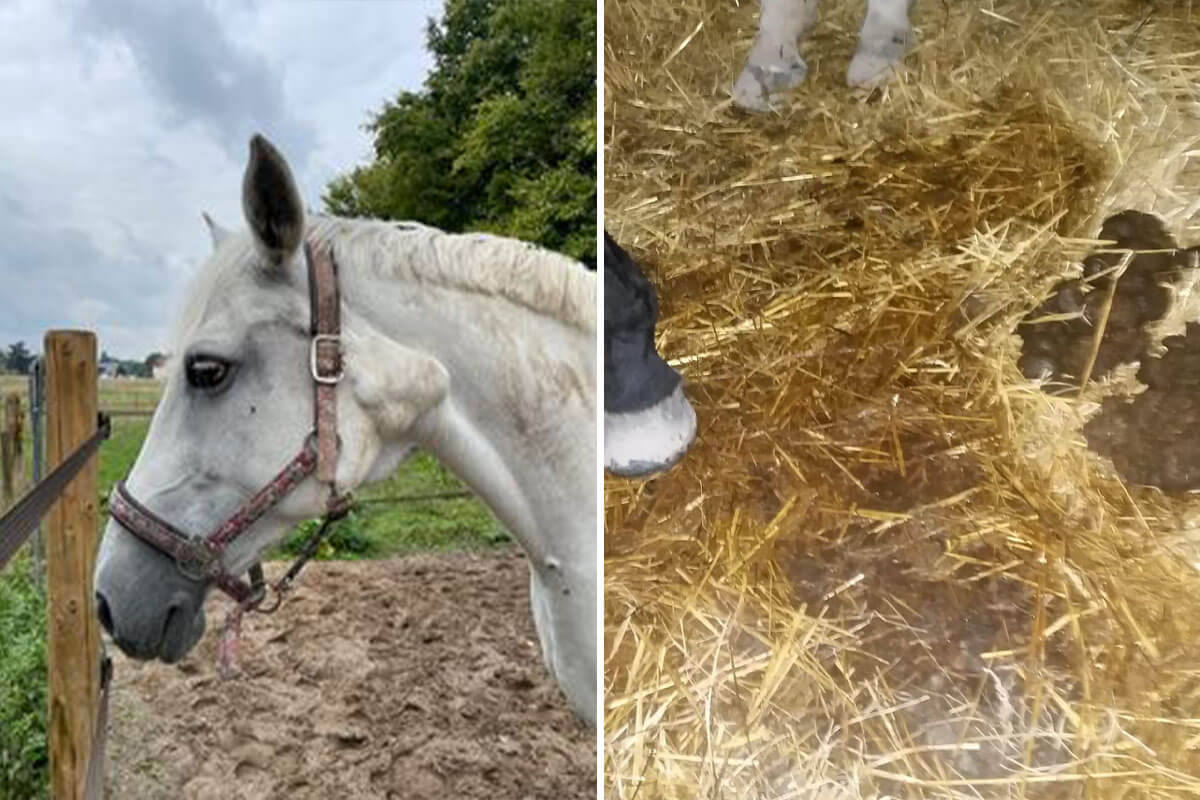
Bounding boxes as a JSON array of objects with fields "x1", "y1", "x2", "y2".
[
  {"x1": 774, "y1": 433, "x2": 1079, "y2": 781},
  {"x1": 853, "y1": 433, "x2": 985, "y2": 512},
  {"x1": 821, "y1": 86, "x2": 1104, "y2": 251}
]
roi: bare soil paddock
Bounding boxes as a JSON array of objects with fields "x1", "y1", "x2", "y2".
[{"x1": 104, "y1": 549, "x2": 595, "y2": 799}]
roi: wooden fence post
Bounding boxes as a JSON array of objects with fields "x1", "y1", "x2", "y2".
[
  {"x1": 44, "y1": 331, "x2": 101, "y2": 800},
  {"x1": 0, "y1": 395, "x2": 11, "y2": 508},
  {"x1": 0, "y1": 393, "x2": 19, "y2": 506},
  {"x1": 0, "y1": 394, "x2": 25, "y2": 507},
  {"x1": 10, "y1": 394, "x2": 25, "y2": 492}
]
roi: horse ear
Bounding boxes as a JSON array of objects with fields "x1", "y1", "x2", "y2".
[
  {"x1": 201, "y1": 212, "x2": 231, "y2": 250},
  {"x1": 241, "y1": 133, "x2": 304, "y2": 268}
]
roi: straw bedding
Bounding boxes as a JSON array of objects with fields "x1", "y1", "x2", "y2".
[{"x1": 603, "y1": 0, "x2": 1200, "y2": 797}]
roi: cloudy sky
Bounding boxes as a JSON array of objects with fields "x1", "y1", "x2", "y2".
[{"x1": 0, "y1": 0, "x2": 442, "y2": 359}]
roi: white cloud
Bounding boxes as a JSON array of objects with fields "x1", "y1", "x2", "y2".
[{"x1": 0, "y1": 0, "x2": 441, "y2": 359}]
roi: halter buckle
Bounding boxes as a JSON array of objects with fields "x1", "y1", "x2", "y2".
[
  {"x1": 310, "y1": 334, "x2": 343, "y2": 385},
  {"x1": 175, "y1": 543, "x2": 219, "y2": 582}
]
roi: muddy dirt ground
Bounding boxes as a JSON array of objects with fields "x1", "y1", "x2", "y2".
[{"x1": 103, "y1": 549, "x2": 595, "y2": 799}]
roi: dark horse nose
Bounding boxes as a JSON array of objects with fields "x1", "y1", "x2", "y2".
[
  {"x1": 95, "y1": 519, "x2": 209, "y2": 661},
  {"x1": 94, "y1": 584, "x2": 201, "y2": 662}
]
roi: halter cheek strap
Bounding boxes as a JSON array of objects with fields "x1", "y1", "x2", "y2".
[
  {"x1": 308, "y1": 239, "x2": 343, "y2": 484},
  {"x1": 107, "y1": 237, "x2": 351, "y2": 674}
]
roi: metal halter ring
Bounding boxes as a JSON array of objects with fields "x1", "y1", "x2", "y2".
[{"x1": 174, "y1": 542, "x2": 219, "y2": 583}]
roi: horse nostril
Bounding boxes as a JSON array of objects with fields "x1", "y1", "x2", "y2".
[
  {"x1": 162, "y1": 602, "x2": 182, "y2": 643},
  {"x1": 95, "y1": 592, "x2": 114, "y2": 636},
  {"x1": 158, "y1": 597, "x2": 197, "y2": 662}
]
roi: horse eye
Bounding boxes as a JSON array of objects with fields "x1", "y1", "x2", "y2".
[{"x1": 185, "y1": 356, "x2": 231, "y2": 390}]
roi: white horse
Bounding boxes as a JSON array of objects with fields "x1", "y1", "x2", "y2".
[
  {"x1": 733, "y1": 0, "x2": 913, "y2": 111},
  {"x1": 93, "y1": 135, "x2": 597, "y2": 724}
]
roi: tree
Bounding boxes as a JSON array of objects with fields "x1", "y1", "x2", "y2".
[
  {"x1": 5, "y1": 342, "x2": 33, "y2": 375},
  {"x1": 144, "y1": 352, "x2": 165, "y2": 377},
  {"x1": 324, "y1": 0, "x2": 596, "y2": 266}
]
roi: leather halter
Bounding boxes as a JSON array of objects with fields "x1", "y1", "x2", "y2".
[{"x1": 108, "y1": 239, "x2": 350, "y2": 670}]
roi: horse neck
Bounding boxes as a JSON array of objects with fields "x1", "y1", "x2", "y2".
[{"x1": 341, "y1": 264, "x2": 596, "y2": 569}]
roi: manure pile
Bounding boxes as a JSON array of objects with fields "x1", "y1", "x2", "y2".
[{"x1": 604, "y1": 0, "x2": 1200, "y2": 797}]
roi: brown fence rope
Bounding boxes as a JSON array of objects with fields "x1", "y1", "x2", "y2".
[{"x1": 0, "y1": 413, "x2": 110, "y2": 571}]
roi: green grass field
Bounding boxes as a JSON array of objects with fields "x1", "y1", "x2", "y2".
[{"x1": 0, "y1": 374, "x2": 162, "y2": 412}]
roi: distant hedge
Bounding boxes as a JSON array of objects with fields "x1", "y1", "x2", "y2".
[{"x1": 324, "y1": 0, "x2": 596, "y2": 267}]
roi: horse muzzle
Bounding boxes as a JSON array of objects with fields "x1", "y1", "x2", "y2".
[{"x1": 94, "y1": 519, "x2": 208, "y2": 662}]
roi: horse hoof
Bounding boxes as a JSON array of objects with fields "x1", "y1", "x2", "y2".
[
  {"x1": 846, "y1": 50, "x2": 901, "y2": 88},
  {"x1": 732, "y1": 60, "x2": 807, "y2": 112}
]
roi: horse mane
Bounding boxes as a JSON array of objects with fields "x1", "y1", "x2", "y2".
[
  {"x1": 168, "y1": 215, "x2": 594, "y2": 362},
  {"x1": 308, "y1": 216, "x2": 596, "y2": 332}
]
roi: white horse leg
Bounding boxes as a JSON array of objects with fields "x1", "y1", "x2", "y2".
[
  {"x1": 732, "y1": 0, "x2": 819, "y2": 112},
  {"x1": 847, "y1": 0, "x2": 913, "y2": 88},
  {"x1": 529, "y1": 563, "x2": 596, "y2": 725}
]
